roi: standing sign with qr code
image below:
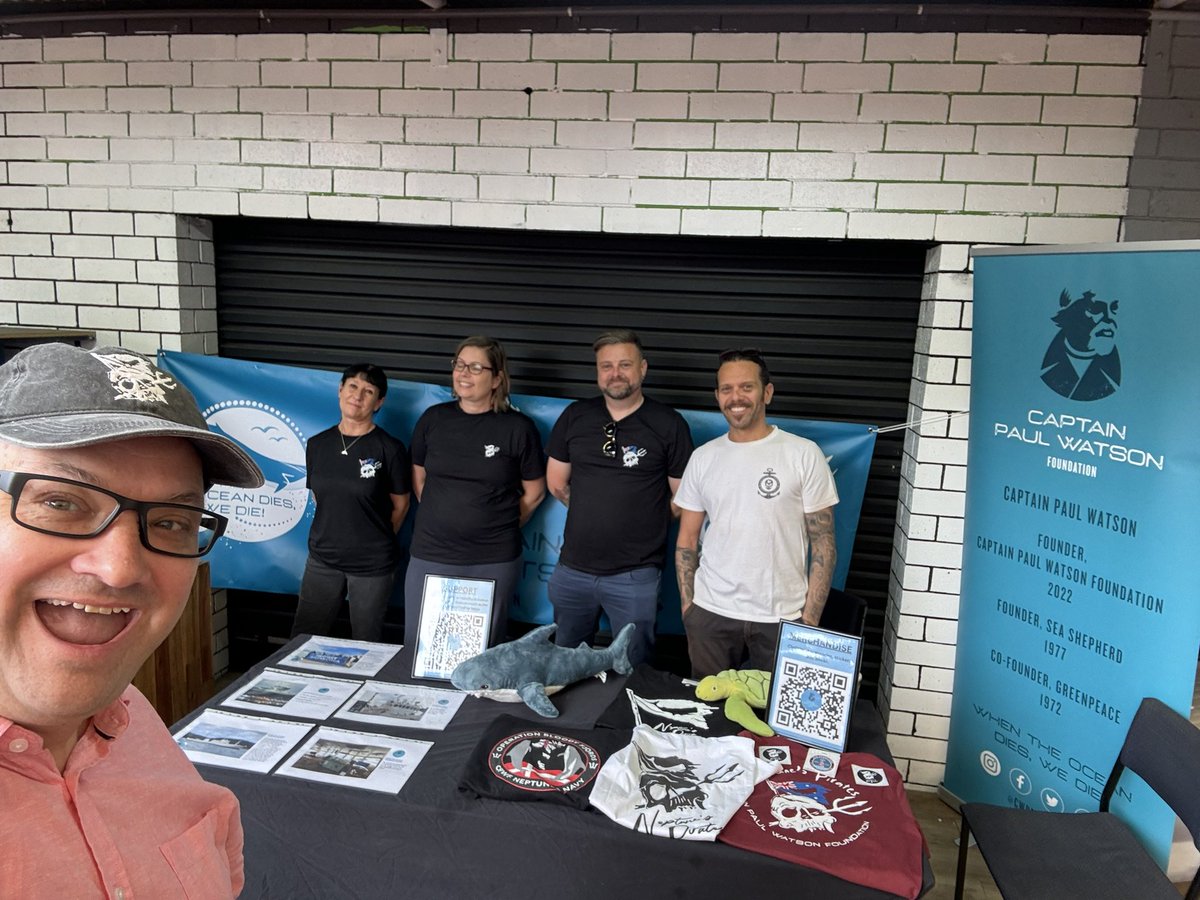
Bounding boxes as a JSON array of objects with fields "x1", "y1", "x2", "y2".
[
  {"x1": 412, "y1": 575, "x2": 495, "y2": 681},
  {"x1": 765, "y1": 622, "x2": 863, "y2": 753}
]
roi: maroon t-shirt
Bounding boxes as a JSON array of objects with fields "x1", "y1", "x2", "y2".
[{"x1": 718, "y1": 736, "x2": 927, "y2": 900}]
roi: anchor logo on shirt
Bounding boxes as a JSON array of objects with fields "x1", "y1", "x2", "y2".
[{"x1": 758, "y1": 468, "x2": 780, "y2": 499}]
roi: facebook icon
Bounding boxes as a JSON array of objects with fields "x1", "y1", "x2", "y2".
[{"x1": 1010, "y1": 768, "x2": 1031, "y2": 796}]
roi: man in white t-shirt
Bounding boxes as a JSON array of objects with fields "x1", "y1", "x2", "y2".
[{"x1": 673, "y1": 349, "x2": 839, "y2": 678}]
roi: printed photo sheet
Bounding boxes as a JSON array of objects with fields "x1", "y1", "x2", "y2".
[
  {"x1": 277, "y1": 726, "x2": 433, "y2": 794},
  {"x1": 335, "y1": 681, "x2": 466, "y2": 731},
  {"x1": 280, "y1": 637, "x2": 401, "y2": 677},
  {"x1": 221, "y1": 668, "x2": 362, "y2": 720},
  {"x1": 174, "y1": 709, "x2": 313, "y2": 773}
]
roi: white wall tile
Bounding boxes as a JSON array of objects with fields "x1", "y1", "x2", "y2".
[
  {"x1": 866, "y1": 33, "x2": 955, "y2": 62},
  {"x1": 778, "y1": 33, "x2": 865, "y2": 63},
  {"x1": 955, "y1": 33, "x2": 1046, "y2": 64}
]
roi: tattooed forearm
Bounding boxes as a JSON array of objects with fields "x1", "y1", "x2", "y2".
[
  {"x1": 675, "y1": 545, "x2": 699, "y2": 615},
  {"x1": 802, "y1": 507, "x2": 837, "y2": 625}
]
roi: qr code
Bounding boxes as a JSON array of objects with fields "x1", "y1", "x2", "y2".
[
  {"x1": 774, "y1": 661, "x2": 849, "y2": 744},
  {"x1": 427, "y1": 612, "x2": 487, "y2": 674}
]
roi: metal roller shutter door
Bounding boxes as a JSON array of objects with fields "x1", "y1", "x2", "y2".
[{"x1": 215, "y1": 217, "x2": 928, "y2": 691}]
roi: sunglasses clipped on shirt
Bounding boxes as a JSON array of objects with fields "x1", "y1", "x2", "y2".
[{"x1": 602, "y1": 421, "x2": 617, "y2": 458}]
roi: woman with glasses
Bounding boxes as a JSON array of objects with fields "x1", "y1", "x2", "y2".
[{"x1": 404, "y1": 336, "x2": 546, "y2": 647}]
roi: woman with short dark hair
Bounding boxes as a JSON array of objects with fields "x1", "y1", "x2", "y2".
[{"x1": 291, "y1": 363, "x2": 410, "y2": 642}]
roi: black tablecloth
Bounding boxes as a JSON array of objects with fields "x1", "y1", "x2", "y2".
[{"x1": 184, "y1": 638, "x2": 933, "y2": 900}]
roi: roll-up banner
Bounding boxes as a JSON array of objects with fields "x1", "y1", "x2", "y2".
[
  {"x1": 944, "y1": 242, "x2": 1200, "y2": 865},
  {"x1": 160, "y1": 352, "x2": 876, "y2": 634}
]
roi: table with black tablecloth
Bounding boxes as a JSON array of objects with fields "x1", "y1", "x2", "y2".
[{"x1": 182, "y1": 637, "x2": 933, "y2": 899}]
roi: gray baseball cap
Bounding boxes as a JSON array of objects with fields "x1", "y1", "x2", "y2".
[{"x1": 0, "y1": 343, "x2": 264, "y2": 489}]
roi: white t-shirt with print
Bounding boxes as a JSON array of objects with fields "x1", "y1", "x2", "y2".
[
  {"x1": 674, "y1": 426, "x2": 839, "y2": 622},
  {"x1": 589, "y1": 726, "x2": 780, "y2": 841}
]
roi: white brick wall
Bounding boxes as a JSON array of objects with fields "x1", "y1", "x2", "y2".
[
  {"x1": 877, "y1": 242, "x2": 972, "y2": 786},
  {"x1": 0, "y1": 26, "x2": 1147, "y2": 758}
]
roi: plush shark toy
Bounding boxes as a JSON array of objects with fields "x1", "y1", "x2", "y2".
[{"x1": 450, "y1": 623, "x2": 635, "y2": 718}]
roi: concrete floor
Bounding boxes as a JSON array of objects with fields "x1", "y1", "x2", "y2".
[{"x1": 907, "y1": 790, "x2": 997, "y2": 900}]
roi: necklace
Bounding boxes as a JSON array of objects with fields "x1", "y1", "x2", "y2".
[{"x1": 339, "y1": 429, "x2": 369, "y2": 456}]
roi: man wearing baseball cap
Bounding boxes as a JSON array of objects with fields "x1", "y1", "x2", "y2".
[{"x1": 0, "y1": 343, "x2": 263, "y2": 897}]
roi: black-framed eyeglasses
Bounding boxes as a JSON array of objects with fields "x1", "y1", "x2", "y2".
[
  {"x1": 0, "y1": 470, "x2": 227, "y2": 558},
  {"x1": 601, "y1": 421, "x2": 617, "y2": 458},
  {"x1": 451, "y1": 359, "x2": 494, "y2": 375}
]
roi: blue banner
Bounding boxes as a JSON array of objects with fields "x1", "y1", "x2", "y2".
[
  {"x1": 944, "y1": 243, "x2": 1200, "y2": 865},
  {"x1": 160, "y1": 351, "x2": 877, "y2": 634}
]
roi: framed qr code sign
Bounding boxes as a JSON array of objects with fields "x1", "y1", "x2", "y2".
[
  {"x1": 412, "y1": 575, "x2": 495, "y2": 681},
  {"x1": 765, "y1": 621, "x2": 863, "y2": 753}
]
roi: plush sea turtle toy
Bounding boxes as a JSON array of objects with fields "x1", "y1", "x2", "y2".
[{"x1": 695, "y1": 669, "x2": 775, "y2": 737}]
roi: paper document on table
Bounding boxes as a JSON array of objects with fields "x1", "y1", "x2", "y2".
[
  {"x1": 335, "y1": 681, "x2": 465, "y2": 731},
  {"x1": 276, "y1": 726, "x2": 433, "y2": 794},
  {"x1": 174, "y1": 709, "x2": 313, "y2": 773},
  {"x1": 280, "y1": 637, "x2": 401, "y2": 677},
  {"x1": 221, "y1": 668, "x2": 362, "y2": 720}
]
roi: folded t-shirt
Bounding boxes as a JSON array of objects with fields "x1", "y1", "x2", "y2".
[
  {"x1": 596, "y1": 665, "x2": 743, "y2": 737},
  {"x1": 718, "y1": 735, "x2": 927, "y2": 900},
  {"x1": 459, "y1": 713, "x2": 632, "y2": 810},
  {"x1": 589, "y1": 725, "x2": 780, "y2": 840}
]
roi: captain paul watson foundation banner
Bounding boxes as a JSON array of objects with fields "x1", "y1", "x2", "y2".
[
  {"x1": 159, "y1": 351, "x2": 876, "y2": 634},
  {"x1": 943, "y1": 242, "x2": 1200, "y2": 865}
]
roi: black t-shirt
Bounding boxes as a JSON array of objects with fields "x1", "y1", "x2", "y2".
[
  {"x1": 458, "y1": 713, "x2": 632, "y2": 810},
  {"x1": 547, "y1": 395, "x2": 693, "y2": 575},
  {"x1": 596, "y1": 665, "x2": 744, "y2": 737},
  {"x1": 410, "y1": 402, "x2": 546, "y2": 565},
  {"x1": 306, "y1": 425, "x2": 411, "y2": 575}
]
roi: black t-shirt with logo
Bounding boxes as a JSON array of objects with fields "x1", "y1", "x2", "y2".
[
  {"x1": 547, "y1": 395, "x2": 693, "y2": 575},
  {"x1": 596, "y1": 665, "x2": 744, "y2": 738},
  {"x1": 459, "y1": 713, "x2": 632, "y2": 809},
  {"x1": 306, "y1": 425, "x2": 410, "y2": 575},
  {"x1": 410, "y1": 402, "x2": 546, "y2": 565}
]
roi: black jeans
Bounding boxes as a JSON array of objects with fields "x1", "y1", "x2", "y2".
[{"x1": 291, "y1": 556, "x2": 395, "y2": 643}]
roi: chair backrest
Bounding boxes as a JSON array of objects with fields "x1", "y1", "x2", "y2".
[
  {"x1": 818, "y1": 587, "x2": 868, "y2": 638},
  {"x1": 1111, "y1": 697, "x2": 1200, "y2": 849}
]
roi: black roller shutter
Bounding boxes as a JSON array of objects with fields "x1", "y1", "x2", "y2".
[{"x1": 214, "y1": 217, "x2": 928, "y2": 692}]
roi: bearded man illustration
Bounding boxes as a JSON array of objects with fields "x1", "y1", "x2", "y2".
[{"x1": 1040, "y1": 289, "x2": 1121, "y2": 401}]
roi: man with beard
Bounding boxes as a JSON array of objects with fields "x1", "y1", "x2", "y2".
[
  {"x1": 674, "y1": 349, "x2": 838, "y2": 678},
  {"x1": 0, "y1": 343, "x2": 263, "y2": 896},
  {"x1": 546, "y1": 330, "x2": 693, "y2": 665}
]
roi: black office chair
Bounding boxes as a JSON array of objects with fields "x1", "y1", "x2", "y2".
[
  {"x1": 954, "y1": 696, "x2": 1200, "y2": 900},
  {"x1": 818, "y1": 586, "x2": 868, "y2": 638}
]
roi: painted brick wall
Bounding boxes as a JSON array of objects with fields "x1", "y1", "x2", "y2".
[
  {"x1": 879, "y1": 242, "x2": 972, "y2": 785},
  {"x1": 0, "y1": 27, "x2": 1147, "y2": 787},
  {"x1": 1124, "y1": 15, "x2": 1200, "y2": 240}
]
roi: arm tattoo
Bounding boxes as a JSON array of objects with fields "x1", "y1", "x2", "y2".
[
  {"x1": 802, "y1": 508, "x2": 837, "y2": 625},
  {"x1": 675, "y1": 546, "x2": 699, "y2": 613}
]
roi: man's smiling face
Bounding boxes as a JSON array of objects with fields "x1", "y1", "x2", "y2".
[
  {"x1": 0, "y1": 436, "x2": 202, "y2": 734},
  {"x1": 715, "y1": 360, "x2": 774, "y2": 436}
]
